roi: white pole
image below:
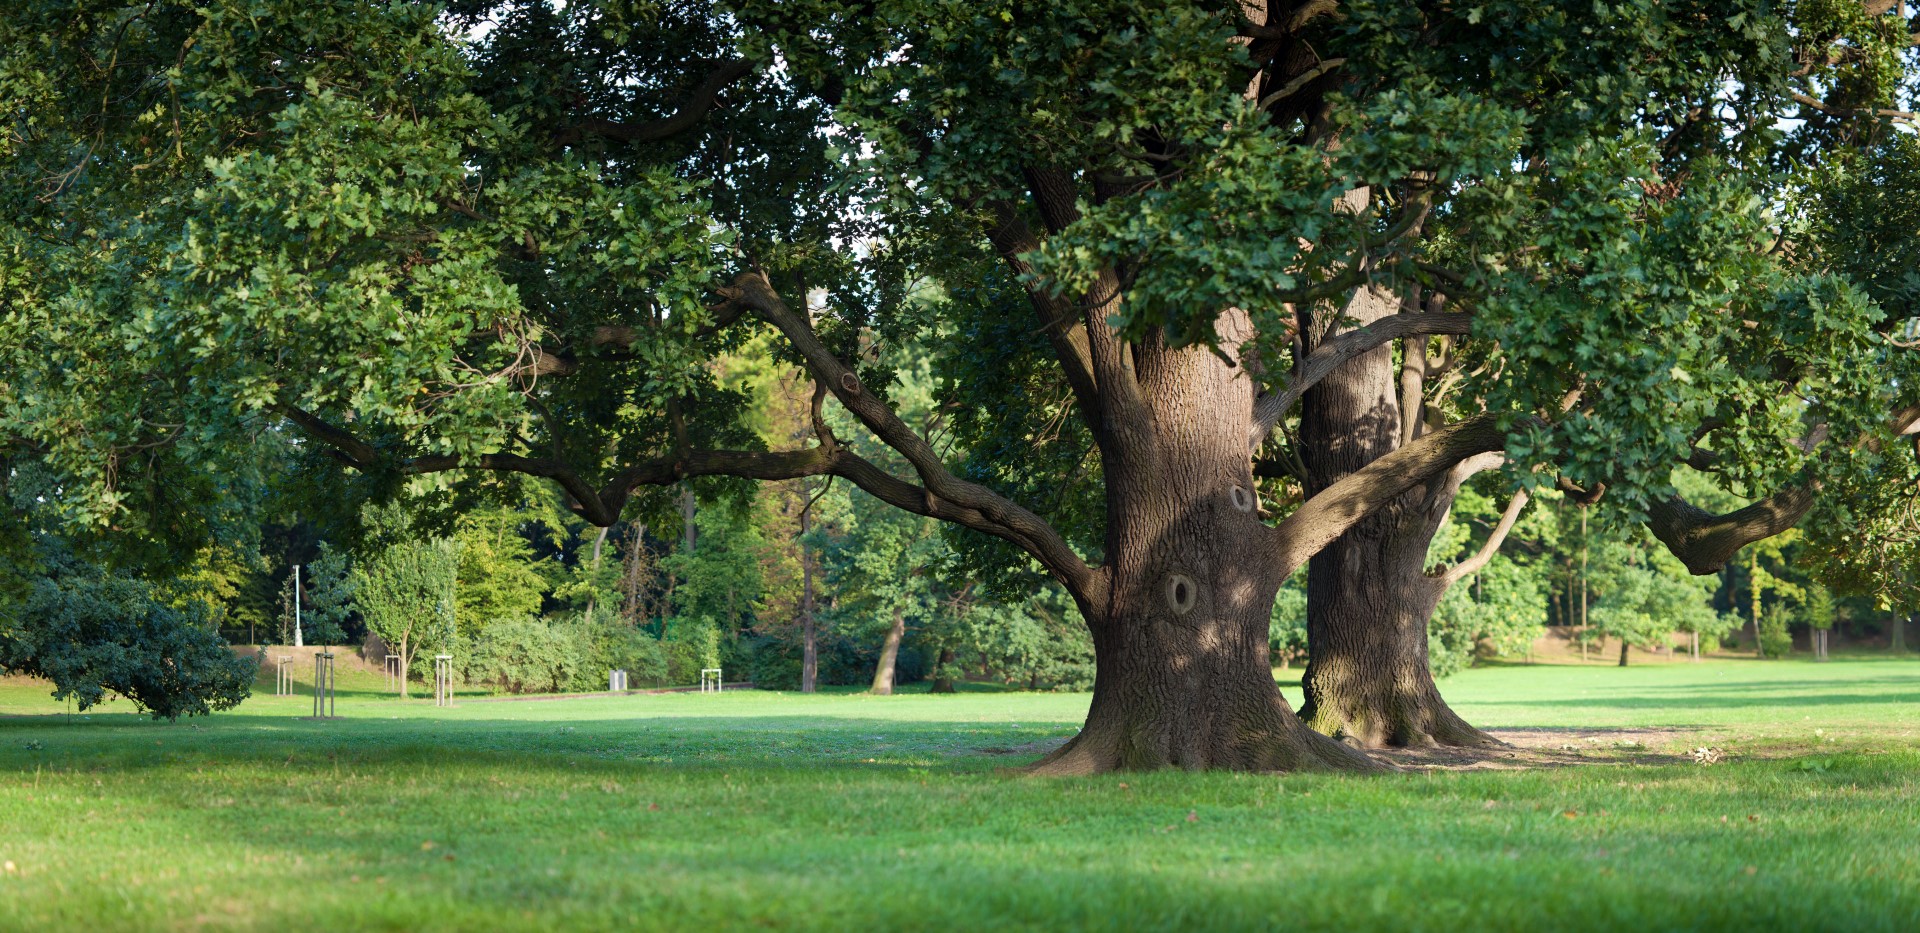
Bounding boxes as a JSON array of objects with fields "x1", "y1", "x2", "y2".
[{"x1": 293, "y1": 564, "x2": 304, "y2": 648}]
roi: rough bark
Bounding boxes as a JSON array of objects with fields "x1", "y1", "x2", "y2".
[
  {"x1": 1030, "y1": 312, "x2": 1384, "y2": 775},
  {"x1": 870, "y1": 607, "x2": 905, "y2": 695},
  {"x1": 1295, "y1": 286, "x2": 1499, "y2": 749}
]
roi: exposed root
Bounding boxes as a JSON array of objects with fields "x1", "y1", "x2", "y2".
[
  {"x1": 1024, "y1": 720, "x2": 1393, "y2": 776},
  {"x1": 1301, "y1": 689, "x2": 1506, "y2": 751}
]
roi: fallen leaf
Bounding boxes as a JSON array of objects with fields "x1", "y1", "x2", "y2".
[
  {"x1": 3, "y1": 861, "x2": 15, "y2": 873},
  {"x1": 1744, "y1": 865, "x2": 1758, "y2": 876},
  {"x1": 1561, "y1": 810, "x2": 1580, "y2": 819},
  {"x1": 420, "y1": 841, "x2": 435, "y2": 851},
  {"x1": 443, "y1": 854, "x2": 456, "y2": 862},
  {"x1": 1185, "y1": 810, "x2": 1198, "y2": 823}
]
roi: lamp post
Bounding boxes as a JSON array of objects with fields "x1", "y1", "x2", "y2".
[{"x1": 293, "y1": 564, "x2": 303, "y2": 648}]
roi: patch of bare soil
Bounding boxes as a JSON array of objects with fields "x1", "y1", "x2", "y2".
[{"x1": 1372, "y1": 727, "x2": 1707, "y2": 771}]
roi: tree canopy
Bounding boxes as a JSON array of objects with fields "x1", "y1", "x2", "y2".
[{"x1": 3, "y1": 1, "x2": 1917, "y2": 770}]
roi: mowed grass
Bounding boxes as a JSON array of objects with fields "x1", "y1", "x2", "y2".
[{"x1": 1, "y1": 657, "x2": 1917, "y2": 932}]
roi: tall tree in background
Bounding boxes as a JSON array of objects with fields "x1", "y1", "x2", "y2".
[{"x1": 4, "y1": 1, "x2": 1917, "y2": 771}]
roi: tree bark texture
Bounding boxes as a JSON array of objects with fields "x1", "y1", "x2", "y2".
[
  {"x1": 1030, "y1": 312, "x2": 1383, "y2": 774},
  {"x1": 1295, "y1": 287, "x2": 1499, "y2": 749},
  {"x1": 871, "y1": 607, "x2": 905, "y2": 695},
  {"x1": 800, "y1": 502, "x2": 818, "y2": 694}
]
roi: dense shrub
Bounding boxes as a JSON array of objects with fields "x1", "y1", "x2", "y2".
[
  {"x1": 660, "y1": 615, "x2": 722, "y2": 686},
  {"x1": 564, "y1": 612, "x2": 667, "y2": 691},
  {"x1": 0, "y1": 574, "x2": 255, "y2": 718},
  {"x1": 463, "y1": 618, "x2": 582, "y2": 694}
]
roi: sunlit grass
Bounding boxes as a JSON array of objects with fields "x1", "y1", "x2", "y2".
[{"x1": 2, "y1": 658, "x2": 1917, "y2": 931}]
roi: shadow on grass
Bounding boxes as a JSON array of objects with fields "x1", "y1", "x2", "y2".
[{"x1": 0, "y1": 712, "x2": 1083, "y2": 778}]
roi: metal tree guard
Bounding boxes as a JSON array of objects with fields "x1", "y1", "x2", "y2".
[
  {"x1": 275, "y1": 655, "x2": 293, "y2": 696},
  {"x1": 311, "y1": 652, "x2": 335, "y2": 718},
  {"x1": 700, "y1": 668, "x2": 723, "y2": 693},
  {"x1": 433, "y1": 655, "x2": 454, "y2": 707},
  {"x1": 609, "y1": 669, "x2": 628, "y2": 692},
  {"x1": 385, "y1": 654, "x2": 402, "y2": 695}
]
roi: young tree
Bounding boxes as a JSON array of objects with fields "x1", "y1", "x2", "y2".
[
  {"x1": 4, "y1": 1, "x2": 1916, "y2": 772},
  {"x1": 351, "y1": 535, "x2": 459, "y2": 697}
]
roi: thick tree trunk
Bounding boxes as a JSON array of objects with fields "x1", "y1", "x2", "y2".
[
  {"x1": 1295, "y1": 287, "x2": 1498, "y2": 749},
  {"x1": 1297, "y1": 542, "x2": 1496, "y2": 747},
  {"x1": 930, "y1": 647, "x2": 956, "y2": 694},
  {"x1": 1894, "y1": 616, "x2": 1909, "y2": 654},
  {"x1": 1030, "y1": 314, "x2": 1383, "y2": 775},
  {"x1": 1031, "y1": 561, "x2": 1379, "y2": 774},
  {"x1": 870, "y1": 607, "x2": 905, "y2": 695},
  {"x1": 1618, "y1": 640, "x2": 1630, "y2": 667}
]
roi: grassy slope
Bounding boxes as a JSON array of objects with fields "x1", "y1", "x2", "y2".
[{"x1": 1, "y1": 658, "x2": 1916, "y2": 931}]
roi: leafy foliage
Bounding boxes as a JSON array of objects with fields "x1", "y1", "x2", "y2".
[{"x1": 0, "y1": 573, "x2": 254, "y2": 719}]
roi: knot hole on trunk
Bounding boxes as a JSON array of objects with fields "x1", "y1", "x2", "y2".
[
  {"x1": 1165, "y1": 573, "x2": 1198, "y2": 615},
  {"x1": 1229, "y1": 485, "x2": 1254, "y2": 513},
  {"x1": 839, "y1": 372, "x2": 862, "y2": 395}
]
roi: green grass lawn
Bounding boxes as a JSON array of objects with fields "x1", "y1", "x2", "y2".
[{"x1": 2, "y1": 657, "x2": 1917, "y2": 931}]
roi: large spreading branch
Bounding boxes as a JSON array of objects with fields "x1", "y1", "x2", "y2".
[
  {"x1": 556, "y1": 59, "x2": 754, "y2": 146},
  {"x1": 1248, "y1": 309, "x2": 1475, "y2": 450},
  {"x1": 1646, "y1": 487, "x2": 1818, "y2": 576},
  {"x1": 1266, "y1": 413, "x2": 1513, "y2": 576},
  {"x1": 724, "y1": 270, "x2": 1102, "y2": 594},
  {"x1": 1647, "y1": 403, "x2": 1920, "y2": 574},
  {"x1": 278, "y1": 398, "x2": 1086, "y2": 591}
]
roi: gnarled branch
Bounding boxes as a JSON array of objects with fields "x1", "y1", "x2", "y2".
[
  {"x1": 1249, "y1": 310, "x2": 1475, "y2": 450},
  {"x1": 1269, "y1": 413, "x2": 1513, "y2": 576},
  {"x1": 1439, "y1": 487, "x2": 1531, "y2": 586},
  {"x1": 730, "y1": 270, "x2": 1100, "y2": 593},
  {"x1": 557, "y1": 59, "x2": 754, "y2": 146}
]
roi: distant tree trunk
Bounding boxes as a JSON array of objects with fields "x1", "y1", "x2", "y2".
[
  {"x1": 1894, "y1": 615, "x2": 1909, "y2": 654},
  {"x1": 930, "y1": 647, "x2": 957, "y2": 694},
  {"x1": 870, "y1": 606, "x2": 905, "y2": 695},
  {"x1": 800, "y1": 501, "x2": 817, "y2": 694},
  {"x1": 398, "y1": 634, "x2": 411, "y2": 699},
  {"x1": 584, "y1": 525, "x2": 609, "y2": 619},
  {"x1": 680, "y1": 489, "x2": 698, "y2": 553},
  {"x1": 1691, "y1": 630, "x2": 1700, "y2": 661},
  {"x1": 1618, "y1": 640, "x2": 1630, "y2": 667}
]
